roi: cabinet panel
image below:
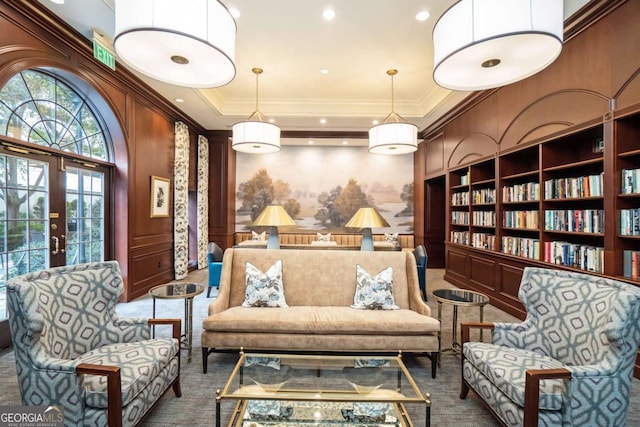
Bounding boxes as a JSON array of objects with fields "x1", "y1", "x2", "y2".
[
  {"x1": 469, "y1": 255, "x2": 495, "y2": 292},
  {"x1": 446, "y1": 246, "x2": 467, "y2": 278}
]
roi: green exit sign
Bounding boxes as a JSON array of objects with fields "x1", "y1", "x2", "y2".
[{"x1": 93, "y1": 40, "x2": 116, "y2": 71}]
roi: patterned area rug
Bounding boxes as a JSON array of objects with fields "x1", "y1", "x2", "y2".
[{"x1": 1, "y1": 268, "x2": 638, "y2": 426}]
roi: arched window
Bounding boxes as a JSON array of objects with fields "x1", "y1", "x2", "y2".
[{"x1": 0, "y1": 69, "x2": 109, "y2": 160}]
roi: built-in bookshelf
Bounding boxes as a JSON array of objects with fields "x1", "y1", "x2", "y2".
[
  {"x1": 446, "y1": 124, "x2": 614, "y2": 275},
  {"x1": 616, "y1": 113, "x2": 640, "y2": 282}
]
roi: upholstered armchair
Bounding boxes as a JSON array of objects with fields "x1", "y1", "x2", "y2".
[
  {"x1": 207, "y1": 242, "x2": 223, "y2": 297},
  {"x1": 7, "y1": 261, "x2": 182, "y2": 427},
  {"x1": 460, "y1": 267, "x2": 640, "y2": 427},
  {"x1": 412, "y1": 245, "x2": 427, "y2": 300}
]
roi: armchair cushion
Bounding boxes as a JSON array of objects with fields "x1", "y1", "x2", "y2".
[
  {"x1": 463, "y1": 342, "x2": 566, "y2": 410},
  {"x1": 80, "y1": 337, "x2": 179, "y2": 408}
]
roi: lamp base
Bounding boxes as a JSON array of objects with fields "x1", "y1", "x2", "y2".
[
  {"x1": 361, "y1": 228, "x2": 374, "y2": 251},
  {"x1": 267, "y1": 226, "x2": 280, "y2": 249}
]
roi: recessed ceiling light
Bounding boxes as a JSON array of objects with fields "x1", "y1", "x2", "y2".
[
  {"x1": 269, "y1": 118, "x2": 276, "y2": 123},
  {"x1": 342, "y1": 140, "x2": 349, "y2": 145},
  {"x1": 49, "y1": 0, "x2": 65, "y2": 4},
  {"x1": 415, "y1": 11, "x2": 430, "y2": 21},
  {"x1": 308, "y1": 140, "x2": 315, "y2": 145},
  {"x1": 320, "y1": 68, "x2": 330, "y2": 74},
  {"x1": 320, "y1": 118, "x2": 327, "y2": 124},
  {"x1": 174, "y1": 98, "x2": 184, "y2": 103},
  {"x1": 323, "y1": 8, "x2": 336, "y2": 20},
  {"x1": 372, "y1": 120, "x2": 379, "y2": 125},
  {"x1": 229, "y1": 8, "x2": 240, "y2": 19}
]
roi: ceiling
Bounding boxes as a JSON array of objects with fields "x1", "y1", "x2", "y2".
[{"x1": 36, "y1": 0, "x2": 590, "y2": 143}]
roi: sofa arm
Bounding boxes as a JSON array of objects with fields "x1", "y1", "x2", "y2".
[{"x1": 523, "y1": 368, "x2": 571, "y2": 427}]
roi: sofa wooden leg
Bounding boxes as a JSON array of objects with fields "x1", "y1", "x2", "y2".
[
  {"x1": 431, "y1": 352, "x2": 437, "y2": 378},
  {"x1": 202, "y1": 348, "x2": 209, "y2": 374}
]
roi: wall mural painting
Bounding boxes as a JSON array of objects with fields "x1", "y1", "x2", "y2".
[{"x1": 235, "y1": 145, "x2": 414, "y2": 234}]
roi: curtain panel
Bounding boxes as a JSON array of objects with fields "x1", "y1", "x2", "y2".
[
  {"x1": 174, "y1": 121, "x2": 189, "y2": 279},
  {"x1": 197, "y1": 135, "x2": 209, "y2": 269}
]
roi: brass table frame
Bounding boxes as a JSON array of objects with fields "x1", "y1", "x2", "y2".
[
  {"x1": 432, "y1": 288, "x2": 490, "y2": 364},
  {"x1": 149, "y1": 282, "x2": 204, "y2": 363},
  {"x1": 216, "y1": 351, "x2": 431, "y2": 427}
]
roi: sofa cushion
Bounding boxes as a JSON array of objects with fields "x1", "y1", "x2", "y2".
[
  {"x1": 79, "y1": 338, "x2": 179, "y2": 408},
  {"x1": 242, "y1": 260, "x2": 288, "y2": 308},
  {"x1": 464, "y1": 342, "x2": 567, "y2": 410},
  {"x1": 351, "y1": 265, "x2": 399, "y2": 310},
  {"x1": 203, "y1": 306, "x2": 439, "y2": 335}
]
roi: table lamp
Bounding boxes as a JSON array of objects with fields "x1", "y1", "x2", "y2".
[
  {"x1": 345, "y1": 207, "x2": 390, "y2": 251},
  {"x1": 252, "y1": 205, "x2": 296, "y2": 249}
]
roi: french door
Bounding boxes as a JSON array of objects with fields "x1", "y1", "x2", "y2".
[{"x1": 0, "y1": 151, "x2": 109, "y2": 347}]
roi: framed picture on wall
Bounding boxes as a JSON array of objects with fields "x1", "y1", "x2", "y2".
[{"x1": 150, "y1": 175, "x2": 171, "y2": 218}]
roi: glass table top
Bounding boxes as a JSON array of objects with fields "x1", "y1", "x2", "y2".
[
  {"x1": 148, "y1": 282, "x2": 204, "y2": 299},
  {"x1": 431, "y1": 289, "x2": 490, "y2": 306}
]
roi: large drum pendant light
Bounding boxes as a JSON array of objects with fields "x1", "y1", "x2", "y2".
[
  {"x1": 433, "y1": 0, "x2": 563, "y2": 91},
  {"x1": 114, "y1": 0, "x2": 236, "y2": 88}
]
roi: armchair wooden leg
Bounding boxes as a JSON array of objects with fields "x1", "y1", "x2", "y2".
[
  {"x1": 202, "y1": 347, "x2": 209, "y2": 374},
  {"x1": 460, "y1": 378, "x2": 470, "y2": 399},
  {"x1": 172, "y1": 377, "x2": 182, "y2": 397}
]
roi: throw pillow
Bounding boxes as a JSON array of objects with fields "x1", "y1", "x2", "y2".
[
  {"x1": 251, "y1": 230, "x2": 266, "y2": 241},
  {"x1": 316, "y1": 232, "x2": 331, "y2": 242},
  {"x1": 242, "y1": 260, "x2": 289, "y2": 307},
  {"x1": 351, "y1": 265, "x2": 399, "y2": 310},
  {"x1": 384, "y1": 232, "x2": 400, "y2": 248}
]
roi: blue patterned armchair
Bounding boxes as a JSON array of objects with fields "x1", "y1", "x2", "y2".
[
  {"x1": 7, "y1": 261, "x2": 182, "y2": 427},
  {"x1": 460, "y1": 267, "x2": 640, "y2": 427}
]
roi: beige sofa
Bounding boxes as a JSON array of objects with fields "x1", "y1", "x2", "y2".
[{"x1": 201, "y1": 248, "x2": 440, "y2": 377}]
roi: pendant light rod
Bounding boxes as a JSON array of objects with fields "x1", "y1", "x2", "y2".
[
  {"x1": 253, "y1": 67, "x2": 262, "y2": 112},
  {"x1": 388, "y1": 69, "x2": 397, "y2": 114}
]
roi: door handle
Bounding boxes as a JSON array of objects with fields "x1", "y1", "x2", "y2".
[
  {"x1": 60, "y1": 234, "x2": 66, "y2": 253},
  {"x1": 52, "y1": 236, "x2": 59, "y2": 255}
]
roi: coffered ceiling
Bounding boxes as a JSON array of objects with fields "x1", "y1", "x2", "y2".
[{"x1": 36, "y1": 0, "x2": 590, "y2": 138}]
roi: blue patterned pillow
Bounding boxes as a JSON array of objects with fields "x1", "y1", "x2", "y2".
[
  {"x1": 242, "y1": 260, "x2": 288, "y2": 307},
  {"x1": 351, "y1": 265, "x2": 399, "y2": 310}
]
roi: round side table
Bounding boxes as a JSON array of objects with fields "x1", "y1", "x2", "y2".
[
  {"x1": 149, "y1": 282, "x2": 204, "y2": 363},
  {"x1": 432, "y1": 288, "x2": 490, "y2": 363}
]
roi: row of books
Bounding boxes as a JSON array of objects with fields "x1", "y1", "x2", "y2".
[
  {"x1": 472, "y1": 233, "x2": 496, "y2": 250},
  {"x1": 620, "y1": 208, "x2": 640, "y2": 236},
  {"x1": 459, "y1": 172, "x2": 471, "y2": 186},
  {"x1": 503, "y1": 210, "x2": 539, "y2": 229},
  {"x1": 544, "y1": 173, "x2": 603, "y2": 199},
  {"x1": 502, "y1": 182, "x2": 540, "y2": 202},
  {"x1": 451, "y1": 211, "x2": 469, "y2": 225},
  {"x1": 501, "y1": 236, "x2": 540, "y2": 260},
  {"x1": 544, "y1": 209, "x2": 604, "y2": 234},
  {"x1": 473, "y1": 211, "x2": 496, "y2": 227},
  {"x1": 622, "y1": 168, "x2": 640, "y2": 194},
  {"x1": 543, "y1": 241, "x2": 604, "y2": 273},
  {"x1": 623, "y1": 250, "x2": 640, "y2": 280},
  {"x1": 471, "y1": 188, "x2": 496, "y2": 204},
  {"x1": 451, "y1": 230, "x2": 469, "y2": 245},
  {"x1": 451, "y1": 191, "x2": 469, "y2": 206}
]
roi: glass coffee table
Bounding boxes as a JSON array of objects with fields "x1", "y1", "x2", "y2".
[{"x1": 216, "y1": 351, "x2": 431, "y2": 427}]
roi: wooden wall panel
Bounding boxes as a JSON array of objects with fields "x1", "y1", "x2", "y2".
[
  {"x1": 424, "y1": 133, "x2": 444, "y2": 177},
  {"x1": 469, "y1": 255, "x2": 495, "y2": 293}
]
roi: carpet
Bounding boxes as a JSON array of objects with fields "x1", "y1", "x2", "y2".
[{"x1": 1, "y1": 268, "x2": 638, "y2": 426}]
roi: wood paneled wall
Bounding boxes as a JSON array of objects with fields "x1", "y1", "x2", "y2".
[{"x1": 0, "y1": 0, "x2": 207, "y2": 300}]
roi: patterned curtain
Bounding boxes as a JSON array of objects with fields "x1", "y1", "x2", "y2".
[
  {"x1": 174, "y1": 121, "x2": 189, "y2": 279},
  {"x1": 197, "y1": 135, "x2": 209, "y2": 269}
]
